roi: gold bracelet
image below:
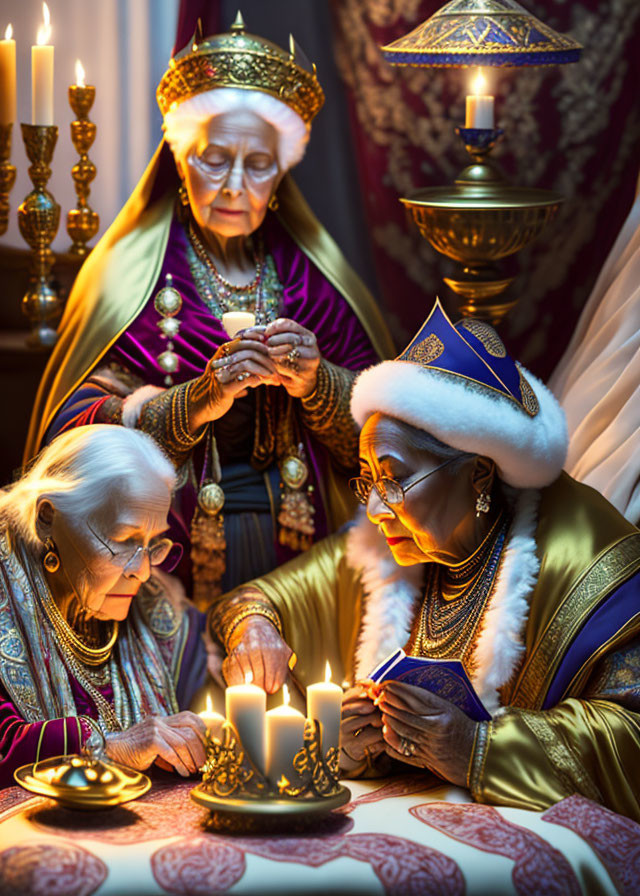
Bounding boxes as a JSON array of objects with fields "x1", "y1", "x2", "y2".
[
  {"x1": 223, "y1": 604, "x2": 283, "y2": 652},
  {"x1": 468, "y1": 720, "x2": 491, "y2": 797}
]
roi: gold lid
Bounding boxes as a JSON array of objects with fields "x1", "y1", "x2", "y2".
[{"x1": 157, "y1": 11, "x2": 324, "y2": 124}]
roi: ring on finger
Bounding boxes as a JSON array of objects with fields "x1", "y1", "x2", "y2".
[
  {"x1": 399, "y1": 737, "x2": 412, "y2": 757},
  {"x1": 236, "y1": 371, "x2": 250, "y2": 382}
]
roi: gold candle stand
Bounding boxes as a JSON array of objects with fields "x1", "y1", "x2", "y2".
[
  {"x1": 0, "y1": 123, "x2": 17, "y2": 236},
  {"x1": 17, "y1": 124, "x2": 62, "y2": 348},
  {"x1": 67, "y1": 83, "x2": 99, "y2": 255}
]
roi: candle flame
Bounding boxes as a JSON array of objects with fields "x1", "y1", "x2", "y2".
[
  {"x1": 325, "y1": 660, "x2": 332, "y2": 683},
  {"x1": 244, "y1": 670, "x2": 254, "y2": 685},
  {"x1": 471, "y1": 69, "x2": 487, "y2": 96},
  {"x1": 75, "y1": 59, "x2": 85, "y2": 87},
  {"x1": 283, "y1": 683, "x2": 290, "y2": 706},
  {"x1": 37, "y1": 2, "x2": 51, "y2": 45},
  {"x1": 278, "y1": 774, "x2": 290, "y2": 792},
  {"x1": 205, "y1": 693, "x2": 213, "y2": 713},
  {"x1": 5, "y1": 24, "x2": 12, "y2": 40}
]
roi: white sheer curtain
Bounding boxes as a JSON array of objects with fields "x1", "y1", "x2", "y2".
[{"x1": 3, "y1": 0, "x2": 177, "y2": 251}]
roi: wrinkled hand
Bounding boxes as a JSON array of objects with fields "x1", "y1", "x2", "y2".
[
  {"x1": 222, "y1": 616, "x2": 294, "y2": 694},
  {"x1": 264, "y1": 319, "x2": 321, "y2": 398},
  {"x1": 340, "y1": 681, "x2": 384, "y2": 774},
  {"x1": 377, "y1": 681, "x2": 477, "y2": 787},
  {"x1": 104, "y1": 712, "x2": 207, "y2": 777}
]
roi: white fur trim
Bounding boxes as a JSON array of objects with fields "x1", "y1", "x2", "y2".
[
  {"x1": 469, "y1": 489, "x2": 540, "y2": 713},
  {"x1": 163, "y1": 87, "x2": 309, "y2": 171},
  {"x1": 348, "y1": 490, "x2": 540, "y2": 716},
  {"x1": 350, "y1": 361, "x2": 568, "y2": 489},
  {"x1": 122, "y1": 386, "x2": 165, "y2": 428}
]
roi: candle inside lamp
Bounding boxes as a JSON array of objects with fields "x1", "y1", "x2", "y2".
[
  {"x1": 306, "y1": 661, "x2": 342, "y2": 758},
  {"x1": 75, "y1": 58, "x2": 85, "y2": 88},
  {"x1": 32, "y1": 3, "x2": 53, "y2": 125},
  {"x1": 225, "y1": 670, "x2": 266, "y2": 774},
  {"x1": 266, "y1": 684, "x2": 306, "y2": 789},
  {"x1": 465, "y1": 70, "x2": 494, "y2": 130},
  {"x1": 222, "y1": 311, "x2": 256, "y2": 339},
  {"x1": 0, "y1": 24, "x2": 16, "y2": 125},
  {"x1": 199, "y1": 694, "x2": 225, "y2": 741}
]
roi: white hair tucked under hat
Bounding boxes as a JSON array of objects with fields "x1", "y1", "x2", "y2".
[{"x1": 163, "y1": 87, "x2": 309, "y2": 171}]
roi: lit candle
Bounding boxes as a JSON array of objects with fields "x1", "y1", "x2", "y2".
[
  {"x1": 32, "y1": 3, "x2": 53, "y2": 125},
  {"x1": 198, "y1": 694, "x2": 225, "y2": 741},
  {"x1": 222, "y1": 311, "x2": 256, "y2": 339},
  {"x1": 225, "y1": 671, "x2": 266, "y2": 774},
  {"x1": 465, "y1": 69, "x2": 494, "y2": 130},
  {"x1": 306, "y1": 661, "x2": 343, "y2": 758},
  {"x1": 0, "y1": 24, "x2": 16, "y2": 125},
  {"x1": 265, "y1": 684, "x2": 306, "y2": 789},
  {"x1": 75, "y1": 58, "x2": 85, "y2": 88}
]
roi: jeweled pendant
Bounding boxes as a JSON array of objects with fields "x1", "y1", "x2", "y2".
[
  {"x1": 281, "y1": 455, "x2": 308, "y2": 490},
  {"x1": 198, "y1": 482, "x2": 225, "y2": 515},
  {"x1": 158, "y1": 316, "x2": 180, "y2": 338},
  {"x1": 158, "y1": 350, "x2": 179, "y2": 373},
  {"x1": 154, "y1": 274, "x2": 182, "y2": 317}
]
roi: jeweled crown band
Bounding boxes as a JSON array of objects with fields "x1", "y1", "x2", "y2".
[{"x1": 157, "y1": 32, "x2": 324, "y2": 124}]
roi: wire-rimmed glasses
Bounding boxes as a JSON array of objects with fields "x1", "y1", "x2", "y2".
[
  {"x1": 350, "y1": 456, "x2": 459, "y2": 507},
  {"x1": 87, "y1": 522, "x2": 182, "y2": 571}
]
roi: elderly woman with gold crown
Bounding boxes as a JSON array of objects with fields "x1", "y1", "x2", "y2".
[
  {"x1": 0, "y1": 424, "x2": 218, "y2": 788},
  {"x1": 214, "y1": 300, "x2": 640, "y2": 821},
  {"x1": 25, "y1": 18, "x2": 392, "y2": 614}
]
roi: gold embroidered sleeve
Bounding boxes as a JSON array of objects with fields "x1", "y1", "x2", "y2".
[
  {"x1": 300, "y1": 360, "x2": 359, "y2": 471},
  {"x1": 137, "y1": 381, "x2": 207, "y2": 467},
  {"x1": 471, "y1": 699, "x2": 640, "y2": 820},
  {"x1": 208, "y1": 585, "x2": 283, "y2": 652}
]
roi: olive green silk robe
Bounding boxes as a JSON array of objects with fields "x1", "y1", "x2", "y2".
[{"x1": 244, "y1": 473, "x2": 640, "y2": 819}]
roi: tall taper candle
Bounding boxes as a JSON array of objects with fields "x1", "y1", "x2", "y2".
[
  {"x1": 465, "y1": 69, "x2": 494, "y2": 130},
  {"x1": 32, "y1": 3, "x2": 53, "y2": 126},
  {"x1": 306, "y1": 661, "x2": 342, "y2": 758},
  {"x1": 266, "y1": 684, "x2": 306, "y2": 789},
  {"x1": 0, "y1": 25, "x2": 16, "y2": 125}
]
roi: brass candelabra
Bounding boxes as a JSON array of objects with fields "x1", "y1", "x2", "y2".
[
  {"x1": 67, "y1": 83, "x2": 99, "y2": 255},
  {"x1": 17, "y1": 124, "x2": 62, "y2": 348},
  {"x1": 0, "y1": 123, "x2": 17, "y2": 236}
]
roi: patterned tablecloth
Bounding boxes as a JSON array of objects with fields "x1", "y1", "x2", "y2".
[{"x1": 0, "y1": 774, "x2": 637, "y2": 895}]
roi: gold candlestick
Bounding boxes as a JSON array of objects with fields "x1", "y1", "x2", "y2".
[
  {"x1": 67, "y1": 82, "x2": 98, "y2": 255},
  {"x1": 0, "y1": 123, "x2": 17, "y2": 236},
  {"x1": 17, "y1": 123, "x2": 62, "y2": 348}
]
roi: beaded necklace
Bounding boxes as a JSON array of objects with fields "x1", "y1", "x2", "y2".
[{"x1": 186, "y1": 221, "x2": 282, "y2": 324}]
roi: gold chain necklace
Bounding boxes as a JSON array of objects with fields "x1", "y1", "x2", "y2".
[{"x1": 38, "y1": 585, "x2": 119, "y2": 667}]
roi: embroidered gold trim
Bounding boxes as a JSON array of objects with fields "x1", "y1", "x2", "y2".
[
  {"x1": 468, "y1": 719, "x2": 491, "y2": 798},
  {"x1": 402, "y1": 333, "x2": 444, "y2": 366},
  {"x1": 511, "y1": 533, "x2": 640, "y2": 709},
  {"x1": 517, "y1": 365, "x2": 540, "y2": 417},
  {"x1": 459, "y1": 319, "x2": 507, "y2": 359}
]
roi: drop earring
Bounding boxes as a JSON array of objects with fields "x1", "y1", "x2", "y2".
[
  {"x1": 43, "y1": 537, "x2": 60, "y2": 573},
  {"x1": 475, "y1": 491, "x2": 491, "y2": 518},
  {"x1": 268, "y1": 193, "x2": 279, "y2": 211}
]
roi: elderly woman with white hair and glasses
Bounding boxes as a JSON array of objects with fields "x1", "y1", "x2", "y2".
[
  {"x1": 0, "y1": 425, "x2": 216, "y2": 788},
  {"x1": 26, "y1": 16, "x2": 393, "y2": 613},
  {"x1": 213, "y1": 300, "x2": 640, "y2": 821}
]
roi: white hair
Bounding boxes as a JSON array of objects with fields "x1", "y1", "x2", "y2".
[
  {"x1": 163, "y1": 87, "x2": 309, "y2": 171},
  {"x1": 0, "y1": 426, "x2": 176, "y2": 550}
]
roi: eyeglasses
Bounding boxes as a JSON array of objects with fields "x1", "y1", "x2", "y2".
[
  {"x1": 350, "y1": 456, "x2": 459, "y2": 507},
  {"x1": 87, "y1": 522, "x2": 182, "y2": 571}
]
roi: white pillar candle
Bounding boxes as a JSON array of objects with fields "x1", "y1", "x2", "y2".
[
  {"x1": 465, "y1": 69, "x2": 494, "y2": 130},
  {"x1": 222, "y1": 311, "x2": 256, "y2": 339},
  {"x1": 306, "y1": 661, "x2": 343, "y2": 758},
  {"x1": 199, "y1": 694, "x2": 225, "y2": 741},
  {"x1": 32, "y1": 4, "x2": 53, "y2": 126},
  {"x1": 225, "y1": 671, "x2": 266, "y2": 774},
  {"x1": 0, "y1": 25, "x2": 16, "y2": 125},
  {"x1": 266, "y1": 684, "x2": 306, "y2": 790}
]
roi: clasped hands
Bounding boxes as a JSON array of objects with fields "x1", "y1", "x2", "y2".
[
  {"x1": 341, "y1": 680, "x2": 477, "y2": 787},
  {"x1": 205, "y1": 318, "x2": 321, "y2": 411}
]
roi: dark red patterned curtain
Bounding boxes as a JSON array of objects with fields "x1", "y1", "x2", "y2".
[{"x1": 329, "y1": 0, "x2": 640, "y2": 378}]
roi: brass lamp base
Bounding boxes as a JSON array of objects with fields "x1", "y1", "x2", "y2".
[{"x1": 401, "y1": 128, "x2": 563, "y2": 325}]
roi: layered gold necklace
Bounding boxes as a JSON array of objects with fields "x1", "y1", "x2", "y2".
[{"x1": 38, "y1": 585, "x2": 119, "y2": 667}]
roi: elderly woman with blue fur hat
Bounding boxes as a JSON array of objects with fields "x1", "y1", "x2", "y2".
[{"x1": 212, "y1": 299, "x2": 640, "y2": 820}]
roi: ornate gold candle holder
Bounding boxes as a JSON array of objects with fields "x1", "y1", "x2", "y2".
[
  {"x1": 401, "y1": 127, "x2": 563, "y2": 326},
  {"x1": 67, "y1": 83, "x2": 99, "y2": 255},
  {"x1": 17, "y1": 123, "x2": 62, "y2": 348},
  {"x1": 0, "y1": 123, "x2": 17, "y2": 236},
  {"x1": 191, "y1": 720, "x2": 349, "y2": 832}
]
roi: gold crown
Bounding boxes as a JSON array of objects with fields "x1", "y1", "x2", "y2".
[{"x1": 157, "y1": 11, "x2": 324, "y2": 125}]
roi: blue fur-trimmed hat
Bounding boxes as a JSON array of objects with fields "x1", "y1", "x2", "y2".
[{"x1": 351, "y1": 299, "x2": 568, "y2": 488}]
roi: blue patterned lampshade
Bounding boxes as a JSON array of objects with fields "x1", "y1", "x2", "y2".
[{"x1": 381, "y1": 0, "x2": 582, "y2": 67}]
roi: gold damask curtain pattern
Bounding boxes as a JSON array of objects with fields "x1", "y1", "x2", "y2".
[{"x1": 329, "y1": 0, "x2": 640, "y2": 378}]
